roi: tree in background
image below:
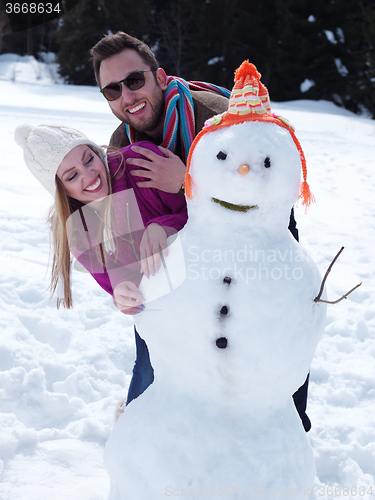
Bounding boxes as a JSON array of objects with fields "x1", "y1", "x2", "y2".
[
  {"x1": 149, "y1": 0, "x2": 201, "y2": 77},
  {"x1": 54, "y1": 0, "x2": 111, "y2": 85},
  {"x1": 1, "y1": 15, "x2": 58, "y2": 57},
  {"x1": 1, "y1": 0, "x2": 374, "y2": 117},
  {"x1": 340, "y1": 0, "x2": 375, "y2": 116},
  {"x1": 195, "y1": 0, "x2": 282, "y2": 89},
  {"x1": 286, "y1": 0, "x2": 375, "y2": 116},
  {"x1": 54, "y1": 0, "x2": 153, "y2": 85},
  {"x1": 0, "y1": 0, "x2": 12, "y2": 54}
]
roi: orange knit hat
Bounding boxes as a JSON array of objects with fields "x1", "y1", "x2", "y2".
[{"x1": 185, "y1": 61, "x2": 315, "y2": 209}]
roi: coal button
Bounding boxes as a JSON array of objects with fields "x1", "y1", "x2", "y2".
[{"x1": 216, "y1": 337, "x2": 228, "y2": 349}]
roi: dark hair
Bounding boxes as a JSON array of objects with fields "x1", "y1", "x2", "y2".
[{"x1": 90, "y1": 31, "x2": 159, "y2": 87}]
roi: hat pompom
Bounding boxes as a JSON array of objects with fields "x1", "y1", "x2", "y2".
[
  {"x1": 14, "y1": 124, "x2": 33, "y2": 148},
  {"x1": 234, "y1": 60, "x2": 261, "y2": 82}
]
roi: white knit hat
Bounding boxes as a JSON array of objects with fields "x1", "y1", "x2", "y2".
[{"x1": 14, "y1": 124, "x2": 108, "y2": 196}]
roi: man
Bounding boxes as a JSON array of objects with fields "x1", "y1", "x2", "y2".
[
  {"x1": 89, "y1": 32, "x2": 310, "y2": 431},
  {"x1": 90, "y1": 31, "x2": 229, "y2": 194}
]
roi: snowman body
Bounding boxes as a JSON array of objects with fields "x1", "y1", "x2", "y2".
[{"x1": 105, "y1": 122, "x2": 326, "y2": 499}]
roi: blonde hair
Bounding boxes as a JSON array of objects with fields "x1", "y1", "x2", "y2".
[
  {"x1": 48, "y1": 177, "x2": 74, "y2": 308},
  {"x1": 48, "y1": 146, "x2": 123, "y2": 308}
]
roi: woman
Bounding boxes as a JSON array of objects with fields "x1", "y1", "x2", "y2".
[{"x1": 15, "y1": 123, "x2": 187, "y2": 404}]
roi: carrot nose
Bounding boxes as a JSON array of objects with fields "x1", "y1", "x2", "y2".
[{"x1": 238, "y1": 164, "x2": 250, "y2": 176}]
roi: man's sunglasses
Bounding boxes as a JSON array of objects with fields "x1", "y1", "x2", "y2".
[{"x1": 100, "y1": 70, "x2": 155, "y2": 101}]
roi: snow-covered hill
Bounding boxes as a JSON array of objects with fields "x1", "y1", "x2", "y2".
[{"x1": 0, "y1": 55, "x2": 374, "y2": 499}]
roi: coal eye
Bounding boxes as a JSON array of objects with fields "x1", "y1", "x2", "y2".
[
  {"x1": 264, "y1": 157, "x2": 271, "y2": 168},
  {"x1": 217, "y1": 151, "x2": 227, "y2": 160}
]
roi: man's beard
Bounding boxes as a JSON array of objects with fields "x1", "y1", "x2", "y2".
[{"x1": 113, "y1": 84, "x2": 165, "y2": 135}]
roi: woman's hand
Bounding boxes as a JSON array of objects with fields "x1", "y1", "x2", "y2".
[
  {"x1": 140, "y1": 223, "x2": 168, "y2": 278},
  {"x1": 113, "y1": 281, "x2": 144, "y2": 315}
]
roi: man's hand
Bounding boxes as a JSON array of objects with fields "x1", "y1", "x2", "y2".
[
  {"x1": 113, "y1": 281, "x2": 144, "y2": 315},
  {"x1": 128, "y1": 145, "x2": 186, "y2": 193},
  {"x1": 140, "y1": 223, "x2": 168, "y2": 278}
]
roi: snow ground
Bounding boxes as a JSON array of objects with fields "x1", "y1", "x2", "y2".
[{"x1": 0, "y1": 55, "x2": 374, "y2": 499}]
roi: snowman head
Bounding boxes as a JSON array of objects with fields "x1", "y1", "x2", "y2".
[{"x1": 185, "y1": 62, "x2": 314, "y2": 224}]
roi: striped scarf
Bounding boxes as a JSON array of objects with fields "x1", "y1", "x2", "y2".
[{"x1": 125, "y1": 76, "x2": 230, "y2": 162}]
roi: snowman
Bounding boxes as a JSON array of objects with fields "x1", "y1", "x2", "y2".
[{"x1": 104, "y1": 61, "x2": 327, "y2": 499}]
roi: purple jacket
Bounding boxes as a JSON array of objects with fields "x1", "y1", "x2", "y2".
[{"x1": 69, "y1": 142, "x2": 188, "y2": 295}]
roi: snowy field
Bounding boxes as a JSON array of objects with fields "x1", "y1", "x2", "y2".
[{"x1": 0, "y1": 54, "x2": 374, "y2": 499}]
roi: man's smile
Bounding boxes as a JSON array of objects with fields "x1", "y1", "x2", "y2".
[{"x1": 127, "y1": 101, "x2": 146, "y2": 114}]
